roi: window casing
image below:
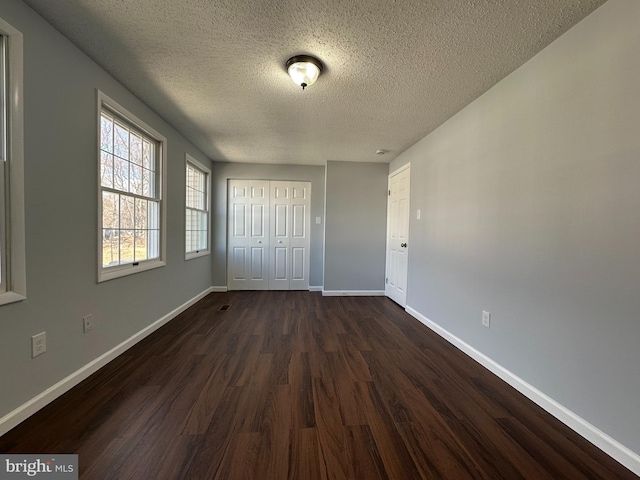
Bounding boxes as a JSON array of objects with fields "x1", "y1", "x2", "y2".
[
  {"x1": 97, "y1": 91, "x2": 166, "y2": 282},
  {"x1": 185, "y1": 155, "x2": 210, "y2": 259},
  {"x1": 0, "y1": 17, "x2": 26, "y2": 306}
]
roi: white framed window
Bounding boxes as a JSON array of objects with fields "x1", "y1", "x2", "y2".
[
  {"x1": 185, "y1": 154, "x2": 210, "y2": 259},
  {"x1": 97, "y1": 91, "x2": 166, "y2": 282},
  {"x1": 0, "y1": 17, "x2": 26, "y2": 306}
]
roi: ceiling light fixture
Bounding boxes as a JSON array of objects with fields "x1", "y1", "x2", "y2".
[{"x1": 286, "y1": 55, "x2": 323, "y2": 91}]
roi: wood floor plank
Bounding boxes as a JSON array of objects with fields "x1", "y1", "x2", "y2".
[
  {"x1": 213, "y1": 432, "x2": 261, "y2": 480},
  {"x1": 288, "y1": 428, "x2": 324, "y2": 480},
  {"x1": 0, "y1": 291, "x2": 636, "y2": 480},
  {"x1": 185, "y1": 386, "x2": 241, "y2": 479},
  {"x1": 325, "y1": 351, "x2": 368, "y2": 426},
  {"x1": 354, "y1": 381, "x2": 423, "y2": 479},
  {"x1": 289, "y1": 351, "x2": 316, "y2": 429},
  {"x1": 312, "y1": 377, "x2": 351, "y2": 479},
  {"x1": 253, "y1": 385, "x2": 292, "y2": 478},
  {"x1": 395, "y1": 421, "x2": 484, "y2": 480},
  {"x1": 343, "y1": 425, "x2": 389, "y2": 480},
  {"x1": 181, "y1": 354, "x2": 240, "y2": 435}
]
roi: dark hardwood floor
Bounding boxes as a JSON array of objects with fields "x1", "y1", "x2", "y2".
[{"x1": 0, "y1": 291, "x2": 636, "y2": 479}]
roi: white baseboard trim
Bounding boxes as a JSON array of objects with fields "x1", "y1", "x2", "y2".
[
  {"x1": 322, "y1": 290, "x2": 385, "y2": 297},
  {"x1": 210, "y1": 286, "x2": 228, "y2": 292},
  {"x1": 308, "y1": 286, "x2": 323, "y2": 292},
  {"x1": 0, "y1": 287, "x2": 215, "y2": 438},
  {"x1": 405, "y1": 306, "x2": 640, "y2": 477}
]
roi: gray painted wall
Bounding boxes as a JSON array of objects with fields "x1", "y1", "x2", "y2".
[
  {"x1": 211, "y1": 162, "x2": 325, "y2": 288},
  {"x1": 389, "y1": 0, "x2": 640, "y2": 454},
  {"x1": 324, "y1": 161, "x2": 388, "y2": 292},
  {"x1": 0, "y1": 0, "x2": 213, "y2": 420}
]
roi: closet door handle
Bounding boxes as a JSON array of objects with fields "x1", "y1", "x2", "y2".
[{"x1": 401, "y1": 243, "x2": 407, "y2": 248}]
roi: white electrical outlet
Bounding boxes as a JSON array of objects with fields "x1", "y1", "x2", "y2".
[
  {"x1": 315, "y1": 216, "x2": 322, "y2": 225},
  {"x1": 482, "y1": 310, "x2": 491, "y2": 328},
  {"x1": 32, "y1": 332, "x2": 47, "y2": 358},
  {"x1": 417, "y1": 209, "x2": 421, "y2": 220},
  {"x1": 83, "y1": 314, "x2": 95, "y2": 333}
]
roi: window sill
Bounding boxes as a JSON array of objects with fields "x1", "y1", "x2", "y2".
[
  {"x1": 185, "y1": 250, "x2": 210, "y2": 261},
  {"x1": 98, "y1": 258, "x2": 166, "y2": 283},
  {"x1": 0, "y1": 291, "x2": 26, "y2": 306}
]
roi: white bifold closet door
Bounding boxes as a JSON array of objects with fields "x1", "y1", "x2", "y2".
[
  {"x1": 227, "y1": 179, "x2": 310, "y2": 290},
  {"x1": 227, "y1": 180, "x2": 270, "y2": 290}
]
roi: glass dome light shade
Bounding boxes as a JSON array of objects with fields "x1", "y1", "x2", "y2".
[{"x1": 286, "y1": 55, "x2": 322, "y2": 90}]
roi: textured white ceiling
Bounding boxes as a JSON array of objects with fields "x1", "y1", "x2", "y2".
[{"x1": 23, "y1": 0, "x2": 606, "y2": 165}]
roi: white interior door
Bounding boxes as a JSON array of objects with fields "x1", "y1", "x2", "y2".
[
  {"x1": 269, "y1": 181, "x2": 310, "y2": 290},
  {"x1": 227, "y1": 180, "x2": 269, "y2": 290},
  {"x1": 288, "y1": 182, "x2": 310, "y2": 290},
  {"x1": 269, "y1": 182, "x2": 291, "y2": 290},
  {"x1": 385, "y1": 165, "x2": 410, "y2": 306}
]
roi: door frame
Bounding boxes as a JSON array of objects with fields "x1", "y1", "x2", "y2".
[{"x1": 385, "y1": 163, "x2": 411, "y2": 306}]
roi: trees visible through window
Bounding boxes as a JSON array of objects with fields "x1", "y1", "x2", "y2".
[{"x1": 98, "y1": 92, "x2": 166, "y2": 281}]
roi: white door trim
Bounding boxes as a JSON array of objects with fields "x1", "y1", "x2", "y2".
[{"x1": 388, "y1": 162, "x2": 411, "y2": 178}]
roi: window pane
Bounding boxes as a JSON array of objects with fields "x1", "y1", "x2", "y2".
[
  {"x1": 100, "y1": 114, "x2": 113, "y2": 154},
  {"x1": 130, "y1": 133, "x2": 143, "y2": 165},
  {"x1": 198, "y1": 188, "x2": 204, "y2": 209},
  {"x1": 135, "y1": 230, "x2": 148, "y2": 261},
  {"x1": 113, "y1": 157, "x2": 129, "y2": 192},
  {"x1": 135, "y1": 198, "x2": 148, "y2": 229},
  {"x1": 102, "y1": 230, "x2": 120, "y2": 267},
  {"x1": 102, "y1": 192, "x2": 119, "y2": 229},
  {"x1": 194, "y1": 209, "x2": 203, "y2": 230},
  {"x1": 186, "y1": 165, "x2": 205, "y2": 210},
  {"x1": 198, "y1": 228, "x2": 208, "y2": 250},
  {"x1": 147, "y1": 229, "x2": 159, "y2": 259},
  {"x1": 100, "y1": 152, "x2": 114, "y2": 188},
  {"x1": 142, "y1": 168, "x2": 155, "y2": 198},
  {"x1": 199, "y1": 211, "x2": 208, "y2": 249},
  {"x1": 143, "y1": 140, "x2": 152, "y2": 170},
  {"x1": 185, "y1": 230, "x2": 192, "y2": 252},
  {"x1": 130, "y1": 164, "x2": 143, "y2": 195},
  {"x1": 119, "y1": 230, "x2": 134, "y2": 264},
  {"x1": 114, "y1": 123, "x2": 129, "y2": 160},
  {"x1": 148, "y1": 201, "x2": 159, "y2": 230},
  {"x1": 120, "y1": 195, "x2": 135, "y2": 229}
]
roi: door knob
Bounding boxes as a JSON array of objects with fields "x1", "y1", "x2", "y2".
[
  {"x1": 278, "y1": 240, "x2": 283, "y2": 243},
  {"x1": 401, "y1": 243, "x2": 407, "y2": 248},
  {"x1": 257, "y1": 240, "x2": 262, "y2": 244}
]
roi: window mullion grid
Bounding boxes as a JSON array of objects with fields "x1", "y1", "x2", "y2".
[{"x1": 101, "y1": 186, "x2": 156, "y2": 203}]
